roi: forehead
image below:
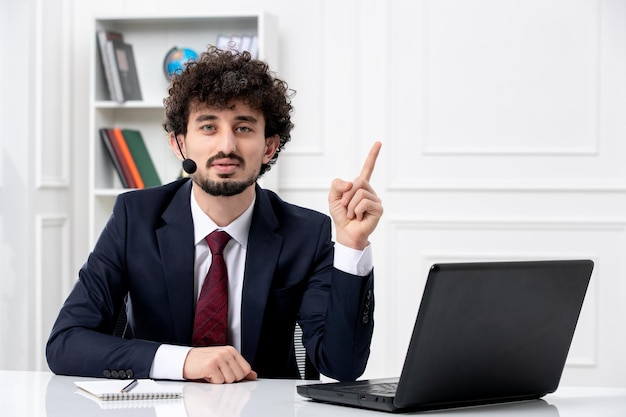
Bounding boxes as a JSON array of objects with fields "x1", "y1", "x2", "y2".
[{"x1": 188, "y1": 100, "x2": 264, "y2": 121}]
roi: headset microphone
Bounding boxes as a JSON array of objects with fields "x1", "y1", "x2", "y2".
[
  {"x1": 182, "y1": 159, "x2": 197, "y2": 175},
  {"x1": 174, "y1": 135, "x2": 197, "y2": 174}
]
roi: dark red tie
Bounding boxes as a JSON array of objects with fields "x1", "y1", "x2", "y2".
[{"x1": 192, "y1": 230, "x2": 231, "y2": 346}]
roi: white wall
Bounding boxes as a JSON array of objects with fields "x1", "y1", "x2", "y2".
[
  {"x1": 0, "y1": 0, "x2": 73, "y2": 372},
  {"x1": 1, "y1": 0, "x2": 624, "y2": 387}
]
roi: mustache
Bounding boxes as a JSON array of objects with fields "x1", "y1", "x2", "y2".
[{"x1": 205, "y1": 152, "x2": 245, "y2": 167}]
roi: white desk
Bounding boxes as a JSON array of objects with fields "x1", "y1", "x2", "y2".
[{"x1": 1, "y1": 371, "x2": 625, "y2": 416}]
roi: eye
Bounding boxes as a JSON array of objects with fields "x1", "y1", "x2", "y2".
[
  {"x1": 201, "y1": 124, "x2": 215, "y2": 132},
  {"x1": 236, "y1": 126, "x2": 252, "y2": 133}
]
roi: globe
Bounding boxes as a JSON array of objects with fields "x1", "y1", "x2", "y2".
[{"x1": 163, "y1": 47, "x2": 199, "y2": 80}]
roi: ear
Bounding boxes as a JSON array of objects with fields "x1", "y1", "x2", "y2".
[
  {"x1": 263, "y1": 135, "x2": 280, "y2": 164},
  {"x1": 169, "y1": 132, "x2": 184, "y2": 161}
]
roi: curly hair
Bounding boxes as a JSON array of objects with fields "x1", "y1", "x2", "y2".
[{"x1": 163, "y1": 46, "x2": 294, "y2": 175}]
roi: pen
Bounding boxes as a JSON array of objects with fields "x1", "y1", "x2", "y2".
[{"x1": 120, "y1": 379, "x2": 138, "y2": 394}]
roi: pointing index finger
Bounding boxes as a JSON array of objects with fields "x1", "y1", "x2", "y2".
[{"x1": 359, "y1": 141, "x2": 382, "y2": 181}]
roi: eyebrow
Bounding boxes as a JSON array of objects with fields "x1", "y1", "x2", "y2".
[{"x1": 193, "y1": 114, "x2": 259, "y2": 123}]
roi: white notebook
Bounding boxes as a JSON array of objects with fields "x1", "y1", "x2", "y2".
[{"x1": 75, "y1": 379, "x2": 183, "y2": 401}]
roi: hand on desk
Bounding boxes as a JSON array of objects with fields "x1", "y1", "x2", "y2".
[
  {"x1": 329, "y1": 141, "x2": 383, "y2": 250},
  {"x1": 183, "y1": 345, "x2": 257, "y2": 384}
]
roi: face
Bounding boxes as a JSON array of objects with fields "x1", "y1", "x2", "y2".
[{"x1": 174, "y1": 101, "x2": 278, "y2": 197}]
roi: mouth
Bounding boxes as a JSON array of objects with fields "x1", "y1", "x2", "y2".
[{"x1": 211, "y1": 158, "x2": 240, "y2": 175}]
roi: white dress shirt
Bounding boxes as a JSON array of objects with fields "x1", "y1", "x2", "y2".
[{"x1": 150, "y1": 190, "x2": 373, "y2": 380}]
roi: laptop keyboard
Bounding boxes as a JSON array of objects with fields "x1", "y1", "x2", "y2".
[{"x1": 345, "y1": 382, "x2": 398, "y2": 395}]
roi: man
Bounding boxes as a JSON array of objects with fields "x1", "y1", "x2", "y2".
[{"x1": 46, "y1": 46, "x2": 383, "y2": 383}]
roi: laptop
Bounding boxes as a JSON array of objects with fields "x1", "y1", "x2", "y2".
[{"x1": 297, "y1": 259, "x2": 594, "y2": 413}]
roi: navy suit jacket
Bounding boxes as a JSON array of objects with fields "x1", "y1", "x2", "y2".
[{"x1": 46, "y1": 178, "x2": 374, "y2": 381}]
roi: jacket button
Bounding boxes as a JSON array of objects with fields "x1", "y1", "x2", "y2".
[{"x1": 103, "y1": 370, "x2": 111, "y2": 378}]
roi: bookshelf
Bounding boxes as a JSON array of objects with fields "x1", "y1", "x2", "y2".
[{"x1": 89, "y1": 13, "x2": 279, "y2": 244}]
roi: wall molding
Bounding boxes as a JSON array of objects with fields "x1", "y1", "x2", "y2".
[
  {"x1": 34, "y1": 215, "x2": 70, "y2": 371},
  {"x1": 386, "y1": 179, "x2": 626, "y2": 192},
  {"x1": 34, "y1": 0, "x2": 70, "y2": 189},
  {"x1": 384, "y1": 217, "x2": 620, "y2": 373}
]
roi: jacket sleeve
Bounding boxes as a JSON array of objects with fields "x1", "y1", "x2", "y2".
[
  {"x1": 46, "y1": 195, "x2": 160, "y2": 379},
  {"x1": 297, "y1": 216, "x2": 375, "y2": 381}
]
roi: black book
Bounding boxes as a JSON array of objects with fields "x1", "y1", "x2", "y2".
[
  {"x1": 99, "y1": 128, "x2": 130, "y2": 188},
  {"x1": 110, "y1": 40, "x2": 142, "y2": 101}
]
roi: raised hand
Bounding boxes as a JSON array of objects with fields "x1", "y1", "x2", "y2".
[{"x1": 328, "y1": 142, "x2": 383, "y2": 250}]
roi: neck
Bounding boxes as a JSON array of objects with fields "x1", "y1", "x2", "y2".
[{"x1": 192, "y1": 183, "x2": 256, "y2": 227}]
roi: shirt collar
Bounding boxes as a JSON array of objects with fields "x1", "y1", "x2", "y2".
[{"x1": 190, "y1": 189, "x2": 255, "y2": 249}]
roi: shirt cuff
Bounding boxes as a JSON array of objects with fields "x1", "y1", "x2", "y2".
[
  {"x1": 333, "y1": 243, "x2": 373, "y2": 276},
  {"x1": 149, "y1": 344, "x2": 192, "y2": 380}
]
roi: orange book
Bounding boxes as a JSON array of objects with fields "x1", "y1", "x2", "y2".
[{"x1": 112, "y1": 128, "x2": 144, "y2": 188}]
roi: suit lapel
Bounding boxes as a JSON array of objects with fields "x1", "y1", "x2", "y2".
[
  {"x1": 156, "y1": 180, "x2": 196, "y2": 344},
  {"x1": 241, "y1": 186, "x2": 282, "y2": 363}
]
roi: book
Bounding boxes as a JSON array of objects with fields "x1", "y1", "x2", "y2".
[
  {"x1": 216, "y1": 34, "x2": 231, "y2": 51},
  {"x1": 229, "y1": 34, "x2": 243, "y2": 52},
  {"x1": 75, "y1": 379, "x2": 183, "y2": 401},
  {"x1": 99, "y1": 128, "x2": 131, "y2": 188},
  {"x1": 249, "y1": 36, "x2": 259, "y2": 59},
  {"x1": 105, "y1": 41, "x2": 125, "y2": 102},
  {"x1": 112, "y1": 128, "x2": 144, "y2": 188},
  {"x1": 110, "y1": 40, "x2": 143, "y2": 101},
  {"x1": 122, "y1": 129, "x2": 161, "y2": 187},
  {"x1": 215, "y1": 34, "x2": 259, "y2": 58},
  {"x1": 96, "y1": 30, "x2": 124, "y2": 102},
  {"x1": 241, "y1": 35, "x2": 252, "y2": 55}
]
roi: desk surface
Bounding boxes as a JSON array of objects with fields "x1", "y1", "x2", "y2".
[{"x1": 2, "y1": 371, "x2": 625, "y2": 416}]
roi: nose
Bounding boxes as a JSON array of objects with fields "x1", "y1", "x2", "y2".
[{"x1": 215, "y1": 131, "x2": 237, "y2": 154}]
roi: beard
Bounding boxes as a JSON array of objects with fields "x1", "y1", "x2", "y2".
[
  {"x1": 195, "y1": 175, "x2": 258, "y2": 196},
  {"x1": 193, "y1": 152, "x2": 260, "y2": 197}
]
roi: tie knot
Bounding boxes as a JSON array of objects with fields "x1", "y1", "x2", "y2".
[{"x1": 206, "y1": 230, "x2": 231, "y2": 255}]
